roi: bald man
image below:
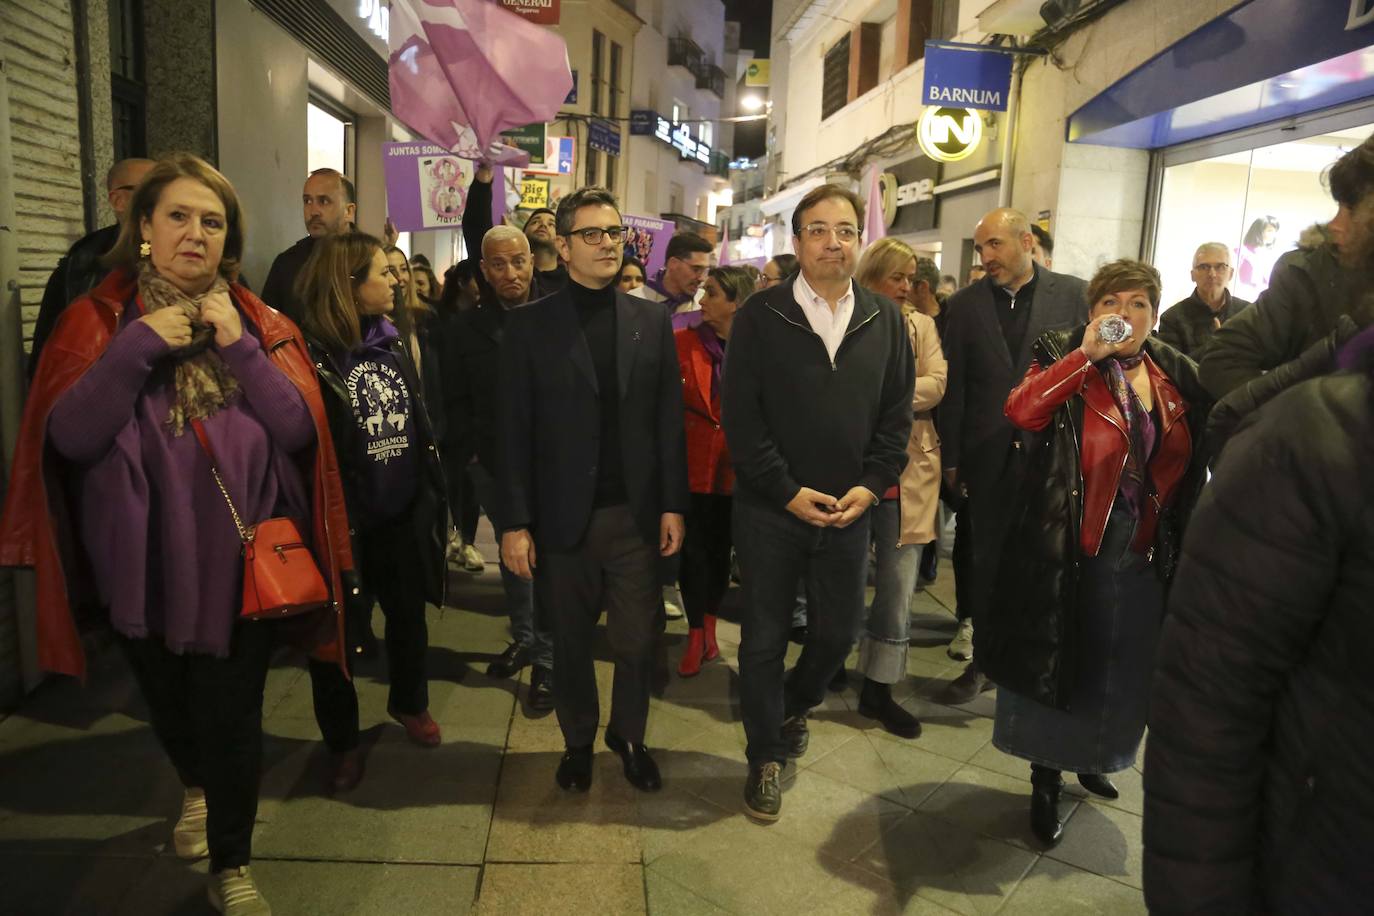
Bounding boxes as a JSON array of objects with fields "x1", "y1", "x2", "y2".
[
  {"x1": 936, "y1": 208, "x2": 1088, "y2": 703},
  {"x1": 29, "y1": 157, "x2": 155, "y2": 378},
  {"x1": 448, "y1": 225, "x2": 556, "y2": 712},
  {"x1": 260, "y1": 168, "x2": 358, "y2": 323}
]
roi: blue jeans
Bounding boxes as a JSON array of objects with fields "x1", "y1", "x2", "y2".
[
  {"x1": 857, "y1": 499, "x2": 918, "y2": 684},
  {"x1": 468, "y1": 463, "x2": 553, "y2": 668},
  {"x1": 735, "y1": 496, "x2": 871, "y2": 764}
]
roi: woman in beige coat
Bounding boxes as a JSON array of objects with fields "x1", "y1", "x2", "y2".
[{"x1": 850, "y1": 238, "x2": 947, "y2": 738}]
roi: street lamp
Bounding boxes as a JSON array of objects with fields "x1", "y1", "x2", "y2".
[{"x1": 740, "y1": 93, "x2": 765, "y2": 112}]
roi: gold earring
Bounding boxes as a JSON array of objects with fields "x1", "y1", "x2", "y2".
[{"x1": 139, "y1": 241, "x2": 151, "y2": 258}]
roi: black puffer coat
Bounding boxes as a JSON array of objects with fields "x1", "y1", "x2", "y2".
[
  {"x1": 1143, "y1": 370, "x2": 1374, "y2": 914},
  {"x1": 980, "y1": 326, "x2": 1210, "y2": 710}
]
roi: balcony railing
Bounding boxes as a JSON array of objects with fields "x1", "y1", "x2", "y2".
[
  {"x1": 695, "y1": 63, "x2": 726, "y2": 98},
  {"x1": 668, "y1": 37, "x2": 704, "y2": 73}
]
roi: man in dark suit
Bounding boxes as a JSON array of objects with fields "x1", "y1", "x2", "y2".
[
  {"x1": 937, "y1": 208, "x2": 1088, "y2": 704},
  {"x1": 723, "y1": 183, "x2": 915, "y2": 822},
  {"x1": 497, "y1": 186, "x2": 688, "y2": 793},
  {"x1": 260, "y1": 168, "x2": 356, "y2": 323}
]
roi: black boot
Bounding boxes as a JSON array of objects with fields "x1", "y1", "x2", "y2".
[
  {"x1": 919, "y1": 542, "x2": 939, "y2": 584},
  {"x1": 1029, "y1": 764, "x2": 1065, "y2": 847},
  {"x1": 858, "y1": 678, "x2": 922, "y2": 739},
  {"x1": 1077, "y1": 773, "x2": 1119, "y2": 799}
]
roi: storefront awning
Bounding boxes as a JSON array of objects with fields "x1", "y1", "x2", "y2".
[{"x1": 1067, "y1": 0, "x2": 1374, "y2": 149}]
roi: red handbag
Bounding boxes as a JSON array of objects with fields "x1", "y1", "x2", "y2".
[{"x1": 191, "y1": 420, "x2": 330, "y2": 619}]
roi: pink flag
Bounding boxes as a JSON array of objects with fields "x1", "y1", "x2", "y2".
[
  {"x1": 388, "y1": 0, "x2": 573, "y2": 168},
  {"x1": 863, "y1": 165, "x2": 887, "y2": 243},
  {"x1": 718, "y1": 220, "x2": 731, "y2": 266}
]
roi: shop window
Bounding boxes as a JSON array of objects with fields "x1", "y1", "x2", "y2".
[
  {"x1": 110, "y1": 0, "x2": 146, "y2": 160},
  {"x1": 1152, "y1": 123, "x2": 1373, "y2": 310},
  {"x1": 307, "y1": 101, "x2": 352, "y2": 175},
  {"x1": 821, "y1": 34, "x2": 850, "y2": 121}
]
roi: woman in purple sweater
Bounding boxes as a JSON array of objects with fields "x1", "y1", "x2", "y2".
[{"x1": 29, "y1": 155, "x2": 349, "y2": 915}]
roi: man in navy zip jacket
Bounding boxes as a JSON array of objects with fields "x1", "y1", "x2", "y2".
[{"x1": 722, "y1": 183, "x2": 915, "y2": 822}]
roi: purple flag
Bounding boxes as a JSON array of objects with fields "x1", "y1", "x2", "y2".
[
  {"x1": 389, "y1": 0, "x2": 573, "y2": 168},
  {"x1": 718, "y1": 221, "x2": 731, "y2": 265},
  {"x1": 864, "y1": 165, "x2": 887, "y2": 243}
]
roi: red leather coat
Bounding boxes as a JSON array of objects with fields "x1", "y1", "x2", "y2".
[
  {"x1": 675, "y1": 327, "x2": 733, "y2": 495},
  {"x1": 0, "y1": 269, "x2": 354, "y2": 679},
  {"x1": 1005, "y1": 346, "x2": 1194, "y2": 558}
]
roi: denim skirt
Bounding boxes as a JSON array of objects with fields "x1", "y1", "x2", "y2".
[{"x1": 992, "y1": 502, "x2": 1165, "y2": 774}]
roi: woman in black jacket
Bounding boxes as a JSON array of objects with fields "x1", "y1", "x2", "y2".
[
  {"x1": 296, "y1": 232, "x2": 449, "y2": 785},
  {"x1": 1143, "y1": 205, "x2": 1374, "y2": 915},
  {"x1": 986, "y1": 261, "x2": 1211, "y2": 847}
]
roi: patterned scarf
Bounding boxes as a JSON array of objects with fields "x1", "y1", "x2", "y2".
[
  {"x1": 1099, "y1": 352, "x2": 1148, "y2": 493},
  {"x1": 136, "y1": 262, "x2": 239, "y2": 434}
]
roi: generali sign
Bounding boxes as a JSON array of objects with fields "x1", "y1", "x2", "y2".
[{"x1": 497, "y1": 0, "x2": 560, "y2": 23}]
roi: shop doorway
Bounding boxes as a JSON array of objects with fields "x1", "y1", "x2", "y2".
[{"x1": 1151, "y1": 118, "x2": 1372, "y2": 311}]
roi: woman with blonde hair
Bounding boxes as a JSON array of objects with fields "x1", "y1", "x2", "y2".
[
  {"x1": 0, "y1": 153, "x2": 353, "y2": 913},
  {"x1": 844, "y1": 238, "x2": 947, "y2": 737}
]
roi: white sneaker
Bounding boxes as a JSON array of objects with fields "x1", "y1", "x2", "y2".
[
  {"x1": 172, "y1": 787, "x2": 208, "y2": 859},
  {"x1": 948, "y1": 619, "x2": 974, "y2": 661},
  {"x1": 663, "y1": 586, "x2": 685, "y2": 620},
  {"x1": 461, "y1": 542, "x2": 486, "y2": 572},
  {"x1": 208, "y1": 866, "x2": 271, "y2": 915}
]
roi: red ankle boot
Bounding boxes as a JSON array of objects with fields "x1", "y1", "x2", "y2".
[
  {"x1": 702, "y1": 614, "x2": 721, "y2": 661},
  {"x1": 678, "y1": 628, "x2": 706, "y2": 677}
]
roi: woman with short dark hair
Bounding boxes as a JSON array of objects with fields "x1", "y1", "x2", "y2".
[
  {"x1": 986, "y1": 259, "x2": 1210, "y2": 847},
  {"x1": 0, "y1": 153, "x2": 353, "y2": 913}
]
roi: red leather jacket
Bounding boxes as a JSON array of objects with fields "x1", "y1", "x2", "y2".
[
  {"x1": 1005, "y1": 347, "x2": 1194, "y2": 557},
  {"x1": 0, "y1": 269, "x2": 354, "y2": 679},
  {"x1": 675, "y1": 327, "x2": 733, "y2": 495}
]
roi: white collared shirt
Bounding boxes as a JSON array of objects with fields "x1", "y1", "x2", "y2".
[{"x1": 793, "y1": 271, "x2": 855, "y2": 364}]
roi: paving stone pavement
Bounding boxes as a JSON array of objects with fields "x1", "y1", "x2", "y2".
[{"x1": 0, "y1": 522, "x2": 1148, "y2": 914}]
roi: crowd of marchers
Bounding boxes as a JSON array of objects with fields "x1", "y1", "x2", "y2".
[{"x1": 3, "y1": 134, "x2": 1373, "y2": 915}]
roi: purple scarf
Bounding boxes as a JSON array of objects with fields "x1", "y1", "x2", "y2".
[
  {"x1": 1099, "y1": 353, "x2": 1157, "y2": 515},
  {"x1": 696, "y1": 323, "x2": 726, "y2": 400}
]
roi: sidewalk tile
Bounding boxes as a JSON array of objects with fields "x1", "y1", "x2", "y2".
[
  {"x1": 807, "y1": 732, "x2": 963, "y2": 811},
  {"x1": 916, "y1": 764, "x2": 1081, "y2": 852},
  {"x1": 997, "y1": 856, "x2": 1146, "y2": 915},
  {"x1": 1046, "y1": 801, "x2": 1143, "y2": 889},
  {"x1": 645, "y1": 868, "x2": 733, "y2": 915},
  {"x1": 476, "y1": 863, "x2": 644, "y2": 916}
]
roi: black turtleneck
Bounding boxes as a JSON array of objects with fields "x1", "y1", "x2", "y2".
[{"x1": 571, "y1": 278, "x2": 626, "y2": 507}]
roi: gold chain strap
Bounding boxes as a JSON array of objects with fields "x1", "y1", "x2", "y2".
[{"x1": 206, "y1": 464, "x2": 253, "y2": 544}]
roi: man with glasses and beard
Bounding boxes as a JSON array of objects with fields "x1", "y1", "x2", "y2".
[{"x1": 497, "y1": 186, "x2": 688, "y2": 794}]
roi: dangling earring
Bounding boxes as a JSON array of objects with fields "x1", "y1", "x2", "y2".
[{"x1": 139, "y1": 241, "x2": 151, "y2": 258}]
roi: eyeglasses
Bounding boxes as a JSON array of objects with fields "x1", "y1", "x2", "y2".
[
  {"x1": 563, "y1": 225, "x2": 627, "y2": 245},
  {"x1": 801, "y1": 222, "x2": 860, "y2": 243},
  {"x1": 1193, "y1": 262, "x2": 1231, "y2": 273}
]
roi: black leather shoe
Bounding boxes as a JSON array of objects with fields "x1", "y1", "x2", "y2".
[
  {"x1": 1030, "y1": 765, "x2": 1065, "y2": 847},
  {"x1": 1077, "y1": 773, "x2": 1119, "y2": 799},
  {"x1": 528, "y1": 665, "x2": 555, "y2": 712},
  {"x1": 743, "y1": 761, "x2": 783, "y2": 821},
  {"x1": 604, "y1": 731, "x2": 662, "y2": 792},
  {"x1": 487, "y1": 642, "x2": 530, "y2": 679},
  {"x1": 858, "y1": 679, "x2": 922, "y2": 739},
  {"x1": 781, "y1": 714, "x2": 810, "y2": 759},
  {"x1": 827, "y1": 666, "x2": 849, "y2": 692},
  {"x1": 938, "y1": 662, "x2": 994, "y2": 705},
  {"x1": 555, "y1": 745, "x2": 593, "y2": 792}
]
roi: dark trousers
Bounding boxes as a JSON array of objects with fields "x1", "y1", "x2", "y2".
[
  {"x1": 120, "y1": 622, "x2": 275, "y2": 870},
  {"x1": 952, "y1": 507, "x2": 974, "y2": 622},
  {"x1": 680, "y1": 492, "x2": 732, "y2": 628},
  {"x1": 734, "y1": 497, "x2": 870, "y2": 764},
  {"x1": 964, "y1": 449, "x2": 1026, "y2": 628},
  {"x1": 536, "y1": 505, "x2": 662, "y2": 746},
  {"x1": 309, "y1": 515, "x2": 432, "y2": 751}
]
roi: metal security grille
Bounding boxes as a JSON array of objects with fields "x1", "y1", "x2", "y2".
[
  {"x1": 249, "y1": 0, "x2": 389, "y2": 111},
  {"x1": 821, "y1": 33, "x2": 850, "y2": 121}
]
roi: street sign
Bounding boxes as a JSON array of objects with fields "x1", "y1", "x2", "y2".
[
  {"x1": 524, "y1": 136, "x2": 575, "y2": 176},
  {"x1": 923, "y1": 42, "x2": 1014, "y2": 112},
  {"x1": 917, "y1": 106, "x2": 983, "y2": 163},
  {"x1": 629, "y1": 110, "x2": 656, "y2": 135},
  {"x1": 745, "y1": 59, "x2": 770, "y2": 86},
  {"x1": 501, "y1": 123, "x2": 547, "y2": 165},
  {"x1": 589, "y1": 118, "x2": 621, "y2": 155}
]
